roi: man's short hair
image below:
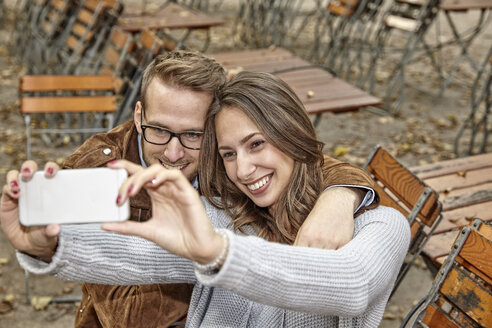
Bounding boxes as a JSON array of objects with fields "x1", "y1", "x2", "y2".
[{"x1": 140, "y1": 50, "x2": 226, "y2": 108}]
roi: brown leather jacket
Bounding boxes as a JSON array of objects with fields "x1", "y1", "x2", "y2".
[
  {"x1": 63, "y1": 120, "x2": 378, "y2": 327},
  {"x1": 63, "y1": 121, "x2": 193, "y2": 328}
]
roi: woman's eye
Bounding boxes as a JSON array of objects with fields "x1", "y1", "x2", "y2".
[
  {"x1": 251, "y1": 140, "x2": 265, "y2": 149},
  {"x1": 221, "y1": 152, "x2": 235, "y2": 159}
]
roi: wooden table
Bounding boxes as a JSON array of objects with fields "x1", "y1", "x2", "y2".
[
  {"x1": 118, "y1": 2, "x2": 224, "y2": 50},
  {"x1": 212, "y1": 48, "x2": 381, "y2": 126},
  {"x1": 411, "y1": 152, "x2": 492, "y2": 271}
]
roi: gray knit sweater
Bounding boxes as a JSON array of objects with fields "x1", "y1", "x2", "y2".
[{"x1": 17, "y1": 202, "x2": 409, "y2": 328}]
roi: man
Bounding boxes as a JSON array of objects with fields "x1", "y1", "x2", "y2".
[{"x1": 1, "y1": 51, "x2": 378, "y2": 327}]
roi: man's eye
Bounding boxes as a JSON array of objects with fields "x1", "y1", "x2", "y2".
[
  {"x1": 184, "y1": 132, "x2": 201, "y2": 140},
  {"x1": 150, "y1": 127, "x2": 169, "y2": 136}
]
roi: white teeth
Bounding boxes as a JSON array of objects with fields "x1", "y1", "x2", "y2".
[
  {"x1": 247, "y1": 176, "x2": 270, "y2": 191},
  {"x1": 162, "y1": 163, "x2": 185, "y2": 170}
]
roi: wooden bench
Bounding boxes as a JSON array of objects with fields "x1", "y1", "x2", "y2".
[
  {"x1": 363, "y1": 145, "x2": 443, "y2": 296},
  {"x1": 19, "y1": 75, "x2": 117, "y2": 160},
  {"x1": 411, "y1": 152, "x2": 492, "y2": 272},
  {"x1": 211, "y1": 47, "x2": 381, "y2": 127},
  {"x1": 406, "y1": 219, "x2": 492, "y2": 327}
]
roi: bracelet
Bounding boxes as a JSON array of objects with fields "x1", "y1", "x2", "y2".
[{"x1": 193, "y1": 229, "x2": 229, "y2": 275}]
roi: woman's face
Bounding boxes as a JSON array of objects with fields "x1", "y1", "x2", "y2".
[{"x1": 215, "y1": 106, "x2": 294, "y2": 209}]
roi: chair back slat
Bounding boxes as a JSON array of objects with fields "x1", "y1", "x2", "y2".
[
  {"x1": 20, "y1": 75, "x2": 116, "y2": 91},
  {"x1": 410, "y1": 220, "x2": 492, "y2": 328},
  {"x1": 21, "y1": 97, "x2": 117, "y2": 114},
  {"x1": 366, "y1": 145, "x2": 440, "y2": 226}
]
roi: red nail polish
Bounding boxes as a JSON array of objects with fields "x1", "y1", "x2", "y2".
[
  {"x1": 13, "y1": 190, "x2": 18, "y2": 195},
  {"x1": 11, "y1": 181, "x2": 18, "y2": 188},
  {"x1": 47, "y1": 167, "x2": 54, "y2": 175},
  {"x1": 116, "y1": 195, "x2": 121, "y2": 204},
  {"x1": 127, "y1": 184, "x2": 134, "y2": 195},
  {"x1": 108, "y1": 160, "x2": 118, "y2": 165},
  {"x1": 22, "y1": 168, "x2": 31, "y2": 174}
]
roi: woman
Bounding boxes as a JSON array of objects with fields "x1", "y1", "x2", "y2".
[{"x1": 18, "y1": 72, "x2": 410, "y2": 327}]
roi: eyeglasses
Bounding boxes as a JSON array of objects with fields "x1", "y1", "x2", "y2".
[{"x1": 140, "y1": 107, "x2": 203, "y2": 150}]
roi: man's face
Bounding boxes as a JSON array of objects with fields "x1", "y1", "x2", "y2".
[{"x1": 134, "y1": 78, "x2": 213, "y2": 181}]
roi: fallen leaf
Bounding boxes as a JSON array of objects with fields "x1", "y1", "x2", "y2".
[
  {"x1": 3, "y1": 145, "x2": 14, "y2": 155},
  {"x1": 333, "y1": 146, "x2": 349, "y2": 157},
  {"x1": 31, "y1": 296, "x2": 52, "y2": 311},
  {"x1": 456, "y1": 171, "x2": 467, "y2": 177},
  {"x1": 63, "y1": 283, "x2": 75, "y2": 294},
  {"x1": 383, "y1": 312, "x2": 397, "y2": 320}
]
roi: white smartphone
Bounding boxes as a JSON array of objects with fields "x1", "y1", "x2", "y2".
[{"x1": 19, "y1": 168, "x2": 130, "y2": 226}]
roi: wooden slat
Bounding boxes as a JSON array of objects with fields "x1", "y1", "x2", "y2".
[
  {"x1": 372, "y1": 183, "x2": 424, "y2": 243},
  {"x1": 140, "y1": 30, "x2": 163, "y2": 53},
  {"x1": 367, "y1": 147, "x2": 439, "y2": 223},
  {"x1": 439, "y1": 182, "x2": 492, "y2": 211},
  {"x1": 66, "y1": 35, "x2": 79, "y2": 51},
  {"x1": 328, "y1": 3, "x2": 355, "y2": 17},
  {"x1": 111, "y1": 28, "x2": 131, "y2": 48},
  {"x1": 412, "y1": 153, "x2": 492, "y2": 180},
  {"x1": 72, "y1": 22, "x2": 88, "y2": 37},
  {"x1": 20, "y1": 76, "x2": 116, "y2": 91},
  {"x1": 433, "y1": 201, "x2": 492, "y2": 234},
  {"x1": 422, "y1": 304, "x2": 460, "y2": 328},
  {"x1": 459, "y1": 229, "x2": 492, "y2": 280},
  {"x1": 84, "y1": 0, "x2": 100, "y2": 12},
  {"x1": 20, "y1": 97, "x2": 117, "y2": 114},
  {"x1": 423, "y1": 230, "x2": 459, "y2": 261},
  {"x1": 77, "y1": 7, "x2": 94, "y2": 25},
  {"x1": 424, "y1": 167, "x2": 492, "y2": 193},
  {"x1": 440, "y1": 266, "x2": 492, "y2": 327}
]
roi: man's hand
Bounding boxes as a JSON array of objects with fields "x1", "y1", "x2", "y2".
[
  {"x1": 294, "y1": 187, "x2": 365, "y2": 249},
  {"x1": 0, "y1": 161, "x2": 61, "y2": 262}
]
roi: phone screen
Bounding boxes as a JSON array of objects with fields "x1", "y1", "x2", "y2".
[{"x1": 19, "y1": 168, "x2": 129, "y2": 226}]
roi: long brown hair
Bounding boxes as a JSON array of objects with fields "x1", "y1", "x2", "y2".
[{"x1": 200, "y1": 72, "x2": 325, "y2": 244}]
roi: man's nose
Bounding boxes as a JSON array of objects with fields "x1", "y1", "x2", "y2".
[{"x1": 163, "y1": 136, "x2": 185, "y2": 162}]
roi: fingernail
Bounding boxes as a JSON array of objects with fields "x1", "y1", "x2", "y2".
[
  {"x1": 116, "y1": 194, "x2": 121, "y2": 205},
  {"x1": 151, "y1": 177, "x2": 157, "y2": 185},
  {"x1": 22, "y1": 168, "x2": 31, "y2": 174},
  {"x1": 127, "y1": 184, "x2": 134, "y2": 195},
  {"x1": 13, "y1": 190, "x2": 18, "y2": 195},
  {"x1": 10, "y1": 181, "x2": 18, "y2": 188},
  {"x1": 108, "y1": 160, "x2": 118, "y2": 165},
  {"x1": 47, "y1": 167, "x2": 54, "y2": 175}
]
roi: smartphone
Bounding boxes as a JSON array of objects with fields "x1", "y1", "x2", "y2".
[{"x1": 19, "y1": 168, "x2": 130, "y2": 226}]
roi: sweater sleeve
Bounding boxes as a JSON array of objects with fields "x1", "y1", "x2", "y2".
[
  {"x1": 322, "y1": 155, "x2": 380, "y2": 215},
  {"x1": 195, "y1": 206, "x2": 410, "y2": 317},
  {"x1": 17, "y1": 223, "x2": 197, "y2": 285}
]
